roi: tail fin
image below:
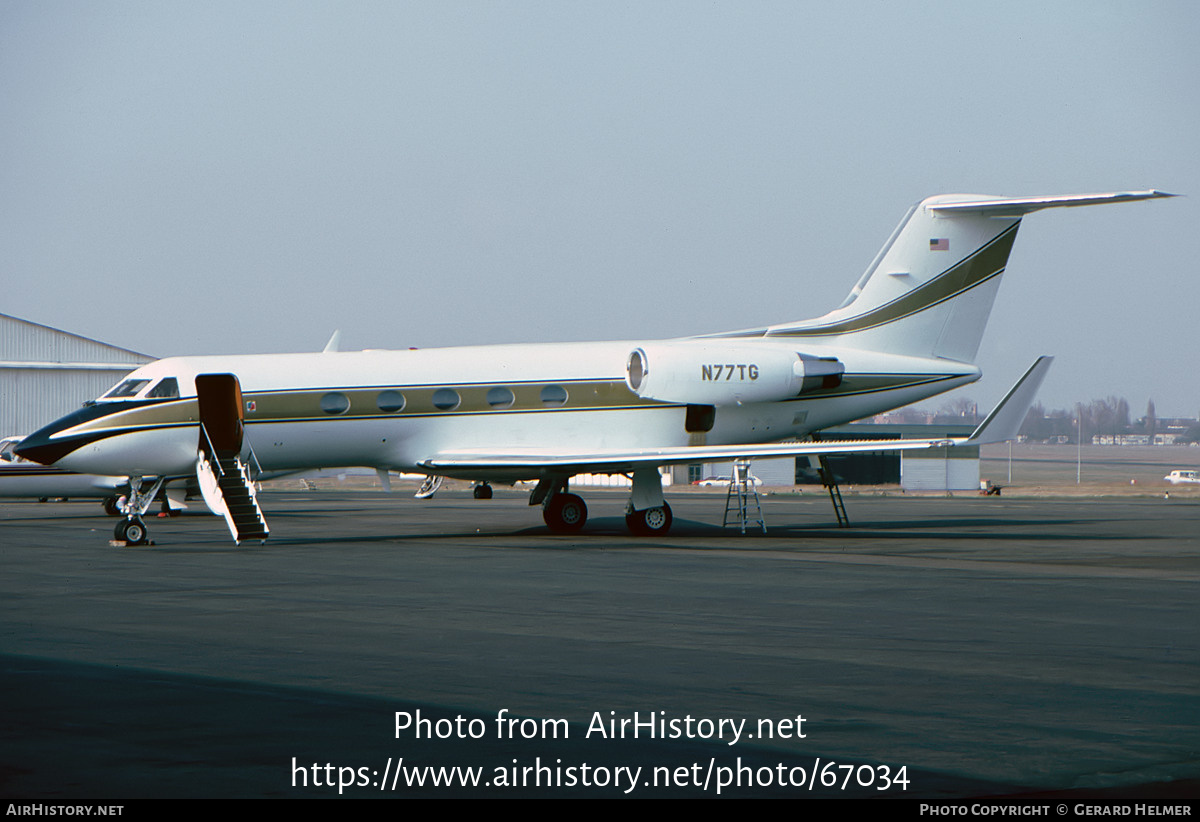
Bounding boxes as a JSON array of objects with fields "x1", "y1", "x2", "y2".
[{"x1": 763, "y1": 191, "x2": 1173, "y2": 362}]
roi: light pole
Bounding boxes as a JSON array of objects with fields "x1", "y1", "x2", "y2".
[{"x1": 1076, "y1": 405, "x2": 1082, "y2": 485}]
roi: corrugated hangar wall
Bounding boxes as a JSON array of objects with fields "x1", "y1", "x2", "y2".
[{"x1": 0, "y1": 313, "x2": 154, "y2": 437}]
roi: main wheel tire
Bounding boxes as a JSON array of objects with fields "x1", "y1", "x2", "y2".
[
  {"x1": 626, "y1": 502, "x2": 673, "y2": 536},
  {"x1": 115, "y1": 518, "x2": 148, "y2": 545},
  {"x1": 543, "y1": 493, "x2": 587, "y2": 533},
  {"x1": 473, "y1": 483, "x2": 493, "y2": 499},
  {"x1": 103, "y1": 497, "x2": 122, "y2": 516}
]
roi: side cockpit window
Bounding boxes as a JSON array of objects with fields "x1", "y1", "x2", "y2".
[
  {"x1": 146, "y1": 378, "x2": 180, "y2": 399},
  {"x1": 102, "y1": 379, "x2": 151, "y2": 399}
]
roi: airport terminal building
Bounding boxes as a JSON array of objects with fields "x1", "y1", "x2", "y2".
[{"x1": 0, "y1": 312, "x2": 153, "y2": 437}]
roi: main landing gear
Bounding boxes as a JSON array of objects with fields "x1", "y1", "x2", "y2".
[
  {"x1": 625, "y1": 501, "x2": 673, "y2": 536},
  {"x1": 543, "y1": 492, "x2": 587, "y2": 532},
  {"x1": 532, "y1": 467, "x2": 674, "y2": 536},
  {"x1": 472, "y1": 482, "x2": 493, "y2": 499}
]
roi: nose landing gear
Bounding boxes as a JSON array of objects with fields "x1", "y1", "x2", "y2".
[
  {"x1": 110, "y1": 476, "x2": 165, "y2": 545},
  {"x1": 114, "y1": 517, "x2": 149, "y2": 545}
]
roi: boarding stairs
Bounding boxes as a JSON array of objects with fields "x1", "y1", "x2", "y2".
[
  {"x1": 722, "y1": 460, "x2": 766, "y2": 534},
  {"x1": 197, "y1": 430, "x2": 270, "y2": 544}
]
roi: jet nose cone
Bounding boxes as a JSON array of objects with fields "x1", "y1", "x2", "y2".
[
  {"x1": 12, "y1": 425, "x2": 70, "y2": 466},
  {"x1": 13, "y1": 405, "x2": 106, "y2": 466}
]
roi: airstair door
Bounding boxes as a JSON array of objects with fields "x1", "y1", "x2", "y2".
[
  {"x1": 194, "y1": 373, "x2": 269, "y2": 543},
  {"x1": 195, "y1": 373, "x2": 244, "y2": 455}
]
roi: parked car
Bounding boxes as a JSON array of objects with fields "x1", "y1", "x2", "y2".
[
  {"x1": 1163, "y1": 469, "x2": 1200, "y2": 485},
  {"x1": 693, "y1": 474, "x2": 763, "y2": 487}
]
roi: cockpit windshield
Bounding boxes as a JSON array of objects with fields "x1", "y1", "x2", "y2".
[
  {"x1": 146, "y1": 378, "x2": 180, "y2": 399},
  {"x1": 101, "y1": 379, "x2": 151, "y2": 399},
  {"x1": 99, "y1": 376, "x2": 180, "y2": 401}
]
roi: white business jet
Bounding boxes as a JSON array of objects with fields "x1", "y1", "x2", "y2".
[{"x1": 16, "y1": 191, "x2": 1172, "y2": 545}]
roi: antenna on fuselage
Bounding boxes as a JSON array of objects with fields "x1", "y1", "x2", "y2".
[{"x1": 323, "y1": 330, "x2": 342, "y2": 353}]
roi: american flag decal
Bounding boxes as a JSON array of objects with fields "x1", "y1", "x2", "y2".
[{"x1": 930, "y1": 238, "x2": 949, "y2": 251}]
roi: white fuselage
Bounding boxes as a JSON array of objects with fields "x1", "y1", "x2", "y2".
[{"x1": 37, "y1": 338, "x2": 979, "y2": 480}]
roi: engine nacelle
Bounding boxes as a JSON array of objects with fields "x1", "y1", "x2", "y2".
[{"x1": 625, "y1": 342, "x2": 843, "y2": 406}]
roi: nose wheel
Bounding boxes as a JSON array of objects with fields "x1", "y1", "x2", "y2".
[{"x1": 114, "y1": 517, "x2": 149, "y2": 545}]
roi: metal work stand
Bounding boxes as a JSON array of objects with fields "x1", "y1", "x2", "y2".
[{"x1": 722, "y1": 460, "x2": 766, "y2": 534}]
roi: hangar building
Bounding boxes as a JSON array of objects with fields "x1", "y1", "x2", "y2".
[
  {"x1": 0, "y1": 312, "x2": 154, "y2": 437},
  {"x1": 672, "y1": 423, "x2": 980, "y2": 492}
]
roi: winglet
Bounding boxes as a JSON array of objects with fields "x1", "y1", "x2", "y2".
[{"x1": 968, "y1": 357, "x2": 1054, "y2": 444}]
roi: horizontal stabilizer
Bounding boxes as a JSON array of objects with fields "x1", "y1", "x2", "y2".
[{"x1": 927, "y1": 191, "x2": 1175, "y2": 217}]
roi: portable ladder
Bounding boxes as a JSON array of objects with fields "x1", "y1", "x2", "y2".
[
  {"x1": 814, "y1": 454, "x2": 849, "y2": 528},
  {"x1": 722, "y1": 459, "x2": 766, "y2": 534}
]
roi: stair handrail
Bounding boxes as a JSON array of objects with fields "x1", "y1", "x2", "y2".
[
  {"x1": 197, "y1": 421, "x2": 226, "y2": 478},
  {"x1": 244, "y1": 440, "x2": 265, "y2": 480}
]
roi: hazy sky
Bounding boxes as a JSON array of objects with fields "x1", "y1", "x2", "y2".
[{"x1": 3, "y1": 2, "x2": 1198, "y2": 416}]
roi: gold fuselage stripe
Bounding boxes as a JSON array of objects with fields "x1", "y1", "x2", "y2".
[{"x1": 62, "y1": 373, "x2": 954, "y2": 437}]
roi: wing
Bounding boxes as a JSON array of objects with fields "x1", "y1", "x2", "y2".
[
  {"x1": 420, "y1": 358, "x2": 1053, "y2": 476},
  {"x1": 422, "y1": 435, "x2": 957, "y2": 475}
]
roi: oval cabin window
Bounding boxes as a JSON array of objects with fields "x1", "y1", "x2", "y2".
[
  {"x1": 377, "y1": 390, "x2": 406, "y2": 413},
  {"x1": 320, "y1": 392, "x2": 351, "y2": 415},
  {"x1": 540, "y1": 385, "x2": 568, "y2": 407},
  {"x1": 487, "y1": 387, "x2": 515, "y2": 409},
  {"x1": 432, "y1": 388, "x2": 461, "y2": 411}
]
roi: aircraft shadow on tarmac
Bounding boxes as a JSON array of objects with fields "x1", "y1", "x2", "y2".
[{"x1": 211, "y1": 515, "x2": 1134, "y2": 549}]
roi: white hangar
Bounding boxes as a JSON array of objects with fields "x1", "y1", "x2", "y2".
[{"x1": 0, "y1": 312, "x2": 153, "y2": 438}]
